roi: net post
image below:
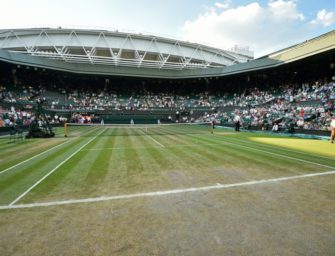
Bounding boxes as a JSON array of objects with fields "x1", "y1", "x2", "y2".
[{"x1": 64, "y1": 122, "x2": 68, "y2": 137}]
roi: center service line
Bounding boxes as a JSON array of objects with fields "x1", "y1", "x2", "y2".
[
  {"x1": 138, "y1": 129, "x2": 165, "y2": 147},
  {"x1": 146, "y1": 134, "x2": 165, "y2": 147}
]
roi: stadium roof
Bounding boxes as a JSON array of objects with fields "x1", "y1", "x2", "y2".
[
  {"x1": 0, "y1": 28, "x2": 252, "y2": 71},
  {"x1": 0, "y1": 28, "x2": 334, "y2": 79}
]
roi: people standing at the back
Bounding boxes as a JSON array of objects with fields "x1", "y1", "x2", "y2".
[
  {"x1": 234, "y1": 113, "x2": 241, "y2": 132},
  {"x1": 330, "y1": 116, "x2": 335, "y2": 143}
]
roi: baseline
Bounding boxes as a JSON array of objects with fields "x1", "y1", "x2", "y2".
[{"x1": 1, "y1": 170, "x2": 334, "y2": 210}]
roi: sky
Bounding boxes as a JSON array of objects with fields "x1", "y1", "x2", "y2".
[{"x1": 0, "y1": 0, "x2": 334, "y2": 57}]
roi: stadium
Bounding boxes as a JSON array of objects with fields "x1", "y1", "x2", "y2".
[{"x1": 0, "y1": 27, "x2": 335, "y2": 255}]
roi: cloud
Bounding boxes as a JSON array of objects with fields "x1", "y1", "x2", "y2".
[
  {"x1": 311, "y1": 9, "x2": 335, "y2": 27},
  {"x1": 180, "y1": 0, "x2": 307, "y2": 58},
  {"x1": 268, "y1": 0, "x2": 304, "y2": 22},
  {"x1": 215, "y1": 0, "x2": 231, "y2": 9}
]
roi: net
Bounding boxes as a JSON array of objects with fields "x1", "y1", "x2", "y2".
[{"x1": 64, "y1": 122, "x2": 212, "y2": 137}]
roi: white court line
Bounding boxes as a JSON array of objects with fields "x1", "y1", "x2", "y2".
[
  {"x1": 217, "y1": 139, "x2": 335, "y2": 170},
  {"x1": 8, "y1": 128, "x2": 106, "y2": 206},
  {"x1": 80, "y1": 143, "x2": 215, "y2": 151},
  {"x1": 146, "y1": 134, "x2": 165, "y2": 147},
  {"x1": 0, "y1": 126, "x2": 98, "y2": 176},
  {"x1": 221, "y1": 136, "x2": 335, "y2": 161},
  {"x1": 186, "y1": 133, "x2": 335, "y2": 170},
  {"x1": 1, "y1": 169, "x2": 335, "y2": 210},
  {"x1": 0, "y1": 140, "x2": 70, "y2": 175},
  {"x1": 137, "y1": 129, "x2": 165, "y2": 148}
]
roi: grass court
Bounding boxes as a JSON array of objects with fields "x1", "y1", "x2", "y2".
[{"x1": 0, "y1": 124, "x2": 334, "y2": 255}]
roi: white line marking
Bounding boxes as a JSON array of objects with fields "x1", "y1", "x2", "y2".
[
  {"x1": 217, "y1": 139, "x2": 335, "y2": 170},
  {"x1": 8, "y1": 128, "x2": 106, "y2": 206},
  {"x1": 222, "y1": 136, "x2": 335, "y2": 161},
  {"x1": 146, "y1": 134, "x2": 165, "y2": 147},
  {"x1": 1, "y1": 170, "x2": 334, "y2": 210},
  {"x1": 0, "y1": 140, "x2": 70, "y2": 175},
  {"x1": 0, "y1": 126, "x2": 98, "y2": 176},
  {"x1": 81, "y1": 143, "x2": 212, "y2": 151},
  {"x1": 137, "y1": 129, "x2": 165, "y2": 147},
  {"x1": 186, "y1": 134, "x2": 335, "y2": 170}
]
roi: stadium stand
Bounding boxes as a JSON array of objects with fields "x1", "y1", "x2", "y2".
[
  {"x1": 1, "y1": 70, "x2": 334, "y2": 132},
  {"x1": 0, "y1": 29, "x2": 334, "y2": 136}
]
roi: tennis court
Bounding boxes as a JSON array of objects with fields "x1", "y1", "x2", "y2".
[{"x1": 0, "y1": 124, "x2": 334, "y2": 255}]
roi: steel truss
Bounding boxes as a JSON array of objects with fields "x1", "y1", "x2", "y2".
[{"x1": 0, "y1": 28, "x2": 253, "y2": 70}]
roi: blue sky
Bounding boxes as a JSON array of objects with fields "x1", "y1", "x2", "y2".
[{"x1": 1, "y1": 0, "x2": 334, "y2": 57}]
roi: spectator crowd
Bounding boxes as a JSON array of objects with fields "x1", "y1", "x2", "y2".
[{"x1": 1, "y1": 78, "x2": 334, "y2": 131}]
